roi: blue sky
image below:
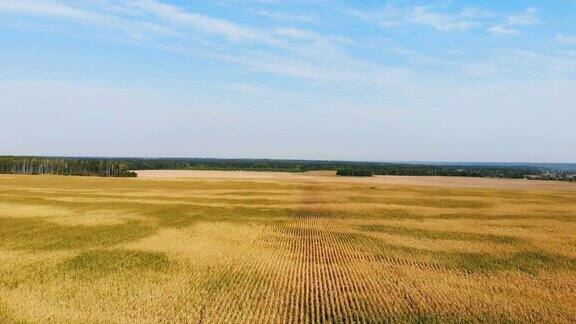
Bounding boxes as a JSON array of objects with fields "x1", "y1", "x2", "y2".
[{"x1": 1, "y1": 0, "x2": 575, "y2": 162}]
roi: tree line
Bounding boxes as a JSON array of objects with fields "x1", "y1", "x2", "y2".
[
  {"x1": 0, "y1": 156, "x2": 555, "y2": 179},
  {"x1": 0, "y1": 157, "x2": 136, "y2": 177},
  {"x1": 336, "y1": 169, "x2": 373, "y2": 177}
]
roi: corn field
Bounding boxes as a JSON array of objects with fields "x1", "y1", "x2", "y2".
[{"x1": 1, "y1": 172, "x2": 575, "y2": 322}]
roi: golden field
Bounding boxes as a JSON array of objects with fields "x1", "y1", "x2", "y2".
[{"x1": 1, "y1": 171, "x2": 576, "y2": 323}]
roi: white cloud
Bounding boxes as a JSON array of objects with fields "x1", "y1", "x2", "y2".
[
  {"x1": 124, "y1": 0, "x2": 267, "y2": 42},
  {"x1": 348, "y1": 5, "x2": 479, "y2": 32},
  {"x1": 485, "y1": 7, "x2": 538, "y2": 37},
  {"x1": 459, "y1": 8, "x2": 496, "y2": 19},
  {"x1": 0, "y1": 0, "x2": 112, "y2": 23},
  {"x1": 556, "y1": 34, "x2": 576, "y2": 45},
  {"x1": 274, "y1": 27, "x2": 351, "y2": 47},
  {"x1": 0, "y1": 0, "x2": 355, "y2": 81},
  {"x1": 1, "y1": 0, "x2": 573, "y2": 90},
  {"x1": 0, "y1": 0, "x2": 178, "y2": 41},
  {"x1": 507, "y1": 7, "x2": 538, "y2": 26},
  {"x1": 250, "y1": 9, "x2": 316, "y2": 23},
  {"x1": 488, "y1": 25, "x2": 518, "y2": 36},
  {"x1": 349, "y1": 4, "x2": 541, "y2": 37},
  {"x1": 0, "y1": 0, "x2": 270, "y2": 42},
  {"x1": 407, "y1": 7, "x2": 477, "y2": 32}
]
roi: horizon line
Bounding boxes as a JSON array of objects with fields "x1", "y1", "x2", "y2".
[{"x1": 1, "y1": 155, "x2": 574, "y2": 165}]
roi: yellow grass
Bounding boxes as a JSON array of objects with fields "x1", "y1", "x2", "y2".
[{"x1": 1, "y1": 171, "x2": 575, "y2": 322}]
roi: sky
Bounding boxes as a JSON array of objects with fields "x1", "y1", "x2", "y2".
[{"x1": 1, "y1": 0, "x2": 575, "y2": 162}]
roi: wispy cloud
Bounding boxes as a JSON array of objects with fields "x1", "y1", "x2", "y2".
[
  {"x1": 407, "y1": 7, "x2": 477, "y2": 32},
  {"x1": 0, "y1": 0, "x2": 107, "y2": 21},
  {"x1": 349, "y1": 4, "x2": 540, "y2": 37},
  {"x1": 0, "y1": 0, "x2": 176, "y2": 40},
  {"x1": 124, "y1": 0, "x2": 267, "y2": 42},
  {"x1": 487, "y1": 8, "x2": 539, "y2": 37},
  {"x1": 0, "y1": 0, "x2": 270, "y2": 42},
  {"x1": 556, "y1": 34, "x2": 576, "y2": 45},
  {"x1": 0, "y1": 0, "x2": 572, "y2": 87},
  {"x1": 250, "y1": 9, "x2": 316, "y2": 23},
  {"x1": 0, "y1": 0, "x2": 408, "y2": 85},
  {"x1": 507, "y1": 7, "x2": 538, "y2": 26},
  {"x1": 348, "y1": 4, "x2": 479, "y2": 32},
  {"x1": 487, "y1": 25, "x2": 518, "y2": 36}
]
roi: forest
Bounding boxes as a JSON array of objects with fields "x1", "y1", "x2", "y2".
[
  {"x1": 0, "y1": 157, "x2": 136, "y2": 177},
  {"x1": 336, "y1": 169, "x2": 373, "y2": 177},
  {"x1": 0, "y1": 156, "x2": 558, "y2": 179}
]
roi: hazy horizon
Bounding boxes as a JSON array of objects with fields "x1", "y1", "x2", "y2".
[
  {"x1": 2, "y1": 154, "x2": 576, "y2": 166},
  {"x1": 1, "y1": 0, "x2": 575, "y2": 162}
]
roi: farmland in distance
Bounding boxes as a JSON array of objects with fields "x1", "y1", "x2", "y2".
[{"x1": 1, "y1": 171, "x2": 575, "y2": 322}]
